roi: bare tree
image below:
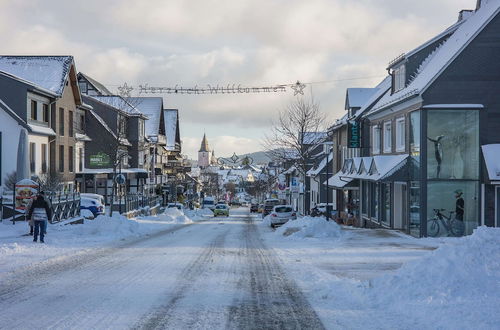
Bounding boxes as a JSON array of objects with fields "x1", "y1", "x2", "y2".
[
  {"x1": 4, "y1": 171, "x2": 17, "y2": 191},
  {"x1": 37, "y1": 171, "x2": 65, "y2": 192},
  {"x1": 263, "y1": 97, "x2": 328, "y2": 176}
]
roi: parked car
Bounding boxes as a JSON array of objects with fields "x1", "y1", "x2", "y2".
[
  {"x1": 80, "y1": 193, "x2": 105, "y2": 206},
  {"x1": 263, "y1": 198, "x2": 281, "y2": 218},
  {"x1": 167, "y1": 202, "x2": 184, "y2": 210},
  {"x1": 250, "y1": 203, "x2": 259, "y2": 213},
  {"x1": 269, "y1": 205, "x2": 296, "y2": 228},
  {"x1": 202, "y1": 197, "x2": 216, "y2": 210},
  {"x1": 80, "y1": 197, "x2": 104, "y2": 217},
  {"x1": 213, "y1": 204, "x2": 230, "y2": 217},
  {"x1": 258, "y1": 204, "x2": 264, "y2": 213}
]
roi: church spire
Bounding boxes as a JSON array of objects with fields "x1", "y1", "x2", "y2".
[{"x1": 199, "y1": 133, "x2": 210, "y2": 152}]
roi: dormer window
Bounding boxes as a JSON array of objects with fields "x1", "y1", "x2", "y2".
[{"x1": 393, "y1": 65, "x2": 406, "y2": 92}]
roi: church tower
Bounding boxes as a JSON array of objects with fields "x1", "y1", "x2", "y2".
[{"x1": 198, "y1": 134, "x2": 211, "y2": 168}]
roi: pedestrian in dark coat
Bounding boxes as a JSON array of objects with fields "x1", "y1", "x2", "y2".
[{"x1": 27, "y1": 192, "x2": 52, "y2": 243}]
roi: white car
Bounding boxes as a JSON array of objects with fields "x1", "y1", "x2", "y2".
[
  {"x1": 269, "y1": 205, "x2": 297, "y2": 228},
  {"x1": 167, "y1": 202, "x2": 184, "y2": 210},
  {"x1": 80, "y1": 193, "x2": 105, "y2": 206}
]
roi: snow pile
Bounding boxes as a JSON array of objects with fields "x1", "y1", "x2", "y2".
[
  {"x1": 275, "y1": 216, "x2": 345, "y2": 239},
  {"x1": 184, "y1": 208, "x2": 213, "y2": 221},
  {"x1": 369, "y1": 226, "x2": 500, "y2": 329},
  {"x1": 72, "y1": 214, "x2": 145, "y2": 238},
  {"x1": 141, "y1": 208, "x2": 193, "y2": 224}
]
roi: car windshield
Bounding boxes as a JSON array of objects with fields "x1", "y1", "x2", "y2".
[
  {"x1": 216, "y1": 205, "x2": 226, "y2": 209},
  {"x1": 204, "y1": 200, "x2": 214, "y2": 205},
  {"x1": 275, "y1": 206, "x2": 292, "y2": 213}
]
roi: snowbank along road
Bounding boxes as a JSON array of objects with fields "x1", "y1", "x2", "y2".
[{"x1": 0, "y1": 208, "x2": 324, "y2": 330}]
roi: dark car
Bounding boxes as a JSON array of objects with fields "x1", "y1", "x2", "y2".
[
  {"x1": 263, "y1": 198, "x2": 280, "y2": 218},
  {"x1": 250, "y1": 203, "x2": 259, "y2": 213}
]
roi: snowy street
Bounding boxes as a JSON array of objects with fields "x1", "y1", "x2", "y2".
[
  {"x1": 0, "y1": 208, "x2": 323, "y2": 329},
  {"x1": 0, "y1": 207, "x2": 499, "y2": 329}
]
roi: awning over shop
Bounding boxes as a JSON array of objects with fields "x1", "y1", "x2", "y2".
[
  {"x1": 482, "y1": 144, "x2": 500, "y2": 182},
  {"x1": 324, "y1": 172, "x2": 354, "y2": 188},
  {"x1": 334, "y1": 154, "x2": 410, "y2": 182}
]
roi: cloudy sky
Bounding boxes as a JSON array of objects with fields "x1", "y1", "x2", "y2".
[{"x1": 0, "y1": 0, "x2": 474, "y2": 158}]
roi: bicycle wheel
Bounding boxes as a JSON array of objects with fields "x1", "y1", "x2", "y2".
[
  {"x1": 427, "y1": 219, "x2": 440, "y2": 237},
  {"x1": 450, "y1": 220, "x2": 465, "y2": 237}
]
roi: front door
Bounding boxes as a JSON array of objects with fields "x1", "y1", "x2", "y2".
[{"x1": 393, "y1": 183, "x2": 407, "y2": 230}]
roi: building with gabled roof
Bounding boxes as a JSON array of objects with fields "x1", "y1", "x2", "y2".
[
  {"x1": 330, "y1": 1, "x2": 500, "y2": 237},
  {"x1": 0, "y1": 55, "x2": 89, "y2": 190}
]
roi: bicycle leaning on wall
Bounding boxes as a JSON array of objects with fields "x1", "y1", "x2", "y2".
[{"x1": 427, "y1": 208, "x2": 465, "y2": 237}]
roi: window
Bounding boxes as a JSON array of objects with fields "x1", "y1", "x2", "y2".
[
  {"x1": 59, "y1": 108, "x2": 65, "y2": 136},
  {"x1": 139, "y1": 150, "x2": 144, "y2": 166},
  {"x1": 382, "y1": 183, "x2": 391, "y2": 225},
  {"x1": 395, "y1": 117, "x2": 405, "y2": 152},
  {"x1": 29, "y1": 142, "x2": 36, "y2": 172},
  {"x1": 50, "y1": 105, "x2": 56, "y2": 130},
  {"x1": 68, "y1": 111, "x2": 74, "y2": 137},
  {"x1": 30, "y1": 100, "x2": 37, "y2": 120},
  {"x1": 370, "y1": 183, "x2": 379, "y2": 219},
  {"x1": 139, "y1": 119, "x2": 145, "y2": 140},
  {"x1": 383, "y1": 121, "x2": 392, "y2": 153},
  {"x1": 42, "y1": 104, "x2": 49, "y2": 123},
  {"x1": 372, "y1": 125, "x2": 381, "y2": 154},
  {"x1": 80, "y1": 114, "x2": 85, "y2": 131},
  {"x1": 361, "y1": 181, "x2": 368, "y2": 215},
  {"x1": 78, "y1": 82, "x2": 87, "y2": 94},
  {"x1": 41, "y1": 144, "x2": 47, "y2": 173},
  {"x1": 78, "y1": 148, "x2": 83, "y2": 172},
  {"x1": 393, "y1": 65, "x2": 406, "y2": 92},
  {"x1": 59, "y1": 145, "x2": 64, "y2": 172},
  {"x1": 68, "y1": 146, "x2": 74, "y2": 172}
]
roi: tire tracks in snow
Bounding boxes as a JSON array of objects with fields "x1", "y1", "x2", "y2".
[
  {"x1": 226, "y1": 217, "x2": 325, "y2": 330},
  {"x1": 0, "y1": 224, "x2": 191, "y2": 304},
  {"x1": 134, "y1": 228, "x2": 230, "y2": 329}
]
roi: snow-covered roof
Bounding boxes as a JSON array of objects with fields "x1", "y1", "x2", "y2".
[
  {"x1": 128, "y1": 97, "x2": 163, "y2": 137},
  {"x1": 307, "y1": 153, "x2": 333, "y2": 176},
  {"x1": 370, "y1": 2, "x2": 500, "y2": 113},
  {"x1": 0, "y1": 56, "x2": 73, "y2": 96},
  {"x1": 78, "y1": 72, "x2": 112, "y2": 95},
  {"x1": 353, "y1": 76, "x2": 392, "y2": 119},
  {"x1": 88, "y1": 109, "x2": 117, "y2": 140},
  {"x1": 90, "y1": 96, "x2": 145, "y2": 117},
  {"x1": 340, "y1": 154, "x2": 409, "y2": 181},
  {"x1": 324, "y1": 172, "x2": 353, "y2": 188},
  {"x1": 422, "y1": 104, "x2": 484, "y2": 109},
  {"x1": 301, "y1": 132, "x2": 327, "y2": 144},
  {"x1": 28, "y1": 124, "x2": 56, "y2": 136},
  {"x1": 164, "y1": 109, "x2": 178, "y2": 151},
  {"x1": 345, "y1": 88, "x2": 379, "y2": 110},
  {"x1": 482, "y1": 144, "x2": 500, "y2": 181},
  {"x1": 75, "y1": 133, "x2": 92, "y2": 142},
  {"x1": 80, "y1": 168, "x2": 147, "y2": 174}
]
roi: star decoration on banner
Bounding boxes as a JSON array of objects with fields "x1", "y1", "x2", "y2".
[
  {"x1": 118, "y1": 83, "x2": 134, "y2": 97},
  {"x1": 291, "y1": 81, "x2": 306, "y2": 95}
]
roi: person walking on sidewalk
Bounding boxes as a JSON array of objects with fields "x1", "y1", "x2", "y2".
[{"x1": 27, "y1": 191, "x2": 52, "y2": 243}]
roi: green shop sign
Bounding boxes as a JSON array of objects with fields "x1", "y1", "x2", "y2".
[
  {"x1": 90, "y1": 152, "x2": 110, "y2": 167},
  {"x1": 348, "y1": 120, "x2": 361, "y2": 148}
]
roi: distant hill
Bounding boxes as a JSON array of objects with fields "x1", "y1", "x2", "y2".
[{"x1": 221, "y1": 151, "x2": 272, "y2": 165}]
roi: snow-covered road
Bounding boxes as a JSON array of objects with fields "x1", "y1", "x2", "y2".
[{"x1": 0, "y1": 209, "x2": 324, "y2": 329}]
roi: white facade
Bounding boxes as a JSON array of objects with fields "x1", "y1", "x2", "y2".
[
  {"x1": 0, "y1": 110, "x2": 23, "y2": 188},
  {"x1": 28, "y1": 134, "x2": 50, "y2": 177},
  {"x1": 198, "y1": 151, "x2": 210, "y2": 168}
]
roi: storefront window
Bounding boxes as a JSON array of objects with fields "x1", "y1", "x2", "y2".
[
  {"x1": 370, "y1": 182, "x2": 379, "y2": 219},
  {"x1": 426, "y1": 181, "x2": 478, "y2": 237},
  {"x1": 427, "y1": 110, "x2": 479, "y2": 180},
  {"x1": 361, "y1": 181, "x2": 368, "y2": 215},
  {"x1": 409, "y1": 111, "x2": 421, "y2": 180},
  {"x1": 382, "y1": 183, "x2": 391, "y2": 225},
  {"x1": 409, "y1": 181, "x2": 420, "y2": 237}
]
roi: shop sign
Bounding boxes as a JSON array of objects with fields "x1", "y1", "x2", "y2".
[
  {"x1": 90, "y1": 152, "x2": 110, "y2": 167},
  {"x1": 15, "y1": 179, "x2": 38, "y2": 212},
  {"x1": 348, "y1": 120, "x2": 361, "y2": 148}
]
